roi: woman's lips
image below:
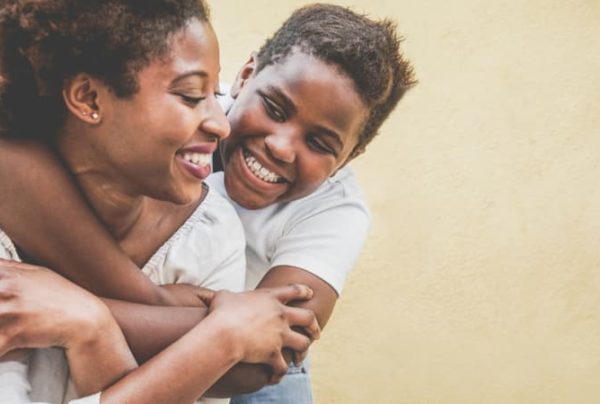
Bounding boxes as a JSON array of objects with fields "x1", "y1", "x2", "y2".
[{"x1": 176, "y1": 145, "x2": 216, "y2": 180}]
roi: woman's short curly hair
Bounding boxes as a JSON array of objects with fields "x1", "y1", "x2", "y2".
[
  {"x1": 0, "y1": 0, "x2": 210, "y2": 139},
  {"x1": 256, "y1": 4, "x2": 416, "y2": 151}
]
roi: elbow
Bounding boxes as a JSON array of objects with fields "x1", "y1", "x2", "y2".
[{"x1": 206, "y1": 363, "x2": 271, "y2": 398}]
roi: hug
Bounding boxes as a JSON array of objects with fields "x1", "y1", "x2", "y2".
[{"x1": 0, "y1": 0, "x2": 413, "y2": 402}]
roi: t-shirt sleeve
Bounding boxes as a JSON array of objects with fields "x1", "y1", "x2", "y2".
[
  {"x1": 0, "y1": 354, "x2": 32, "y2": 403},
  {"x1": 67, "y1": 393, "x2": 101, "y2": 404},
  {"x1": 0, "y1": 234, "x2": 34, "y2": 403},
  {"x1": 270, "y1": 198, "x2": 370, "y2": 295}
]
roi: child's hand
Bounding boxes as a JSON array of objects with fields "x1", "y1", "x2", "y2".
[
  {"x1": 0, "y1": 258, "x2": 114, "y2": 355},
  {"x1": 158, "y1": 283, "x2": 215, "y2": 307},
  {"x1": 207, "y1": 284, "x2": 320, "y2": 384}
]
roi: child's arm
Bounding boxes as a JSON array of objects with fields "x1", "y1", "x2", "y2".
[{"x1": 0, "y1": 138, "x2": 200, "y2": 306}]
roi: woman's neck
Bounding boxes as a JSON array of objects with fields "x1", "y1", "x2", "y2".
[
  {"x1": 73, "y1": 173, "x2": 148, "y2": 241},
  {"x1": 55, "y1": 128, "x2": 147, "y2": 241}
]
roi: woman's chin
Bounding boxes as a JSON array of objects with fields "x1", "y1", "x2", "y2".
[{"x1": 148, "y1": 182, "x2": 204, "y2": 206}]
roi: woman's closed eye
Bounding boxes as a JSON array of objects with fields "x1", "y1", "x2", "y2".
[
  {"x1": 176, "y1": 91, "x2": 223, "y2": 107},
  {"x1": 178, "y1": 94, "x2": 205, "y2": 105}
]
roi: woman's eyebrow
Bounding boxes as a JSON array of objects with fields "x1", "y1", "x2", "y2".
[{"x1": 171, "y1": 71, "x2": 208, "y2": 85}]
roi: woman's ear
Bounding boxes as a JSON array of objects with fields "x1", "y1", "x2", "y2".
[
  {"x1": 230, "y1": 52, "x2": 258, "y2": 99},
  {"x1": 62, "y1": 74, "x2": 106, "y2": 124}
]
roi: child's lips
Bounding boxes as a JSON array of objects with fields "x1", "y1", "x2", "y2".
[
  {"x1": 236, "y1": 147, "x2": 288, "y2": 191},
  {"x1": 242, "y1": 149, "x2": 287, "y2": 184}
]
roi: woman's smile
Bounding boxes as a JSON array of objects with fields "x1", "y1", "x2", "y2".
[{"x1": 176, "y1": 145, "x2": 215, "y2": 181}]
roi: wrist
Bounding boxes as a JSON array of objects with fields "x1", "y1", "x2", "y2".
[
  {"x1": 64, "y1": 299, "x2": 117, "y2": 349},
  {"x1": 198, "y1": 312, "x2": 245, "y2": 364},
  {"x1": 154, "y1": 286, "x2": 178, "y2": 306}
]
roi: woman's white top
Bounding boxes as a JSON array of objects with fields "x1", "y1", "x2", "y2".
[{"x1": 0, "y1": 186, "x2": 245, "y2": 403}]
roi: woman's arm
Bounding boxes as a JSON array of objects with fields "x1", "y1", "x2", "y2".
[
  {"x1": 0, "y1": 138, "x2": 202, "y2": 306},
  {"x1": 102, "y1": 285, "x2": 319, "y2": 403},
  {"x1": 0, "y1": 259, "x2": 137, "y2": 396},
  {"x1": 0, "y1": 259, "x2": 319, "y2": 402},
  {"x1": 103, "y1": 291, "x2": 319, "y2": 397}
]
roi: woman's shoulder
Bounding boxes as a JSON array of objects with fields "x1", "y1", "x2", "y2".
[{"x1": 144, "y1": 185, "x2": 244, "y2": 271}]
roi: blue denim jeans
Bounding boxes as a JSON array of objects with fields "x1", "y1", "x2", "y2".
[{"x1": 230, "y1": 361, "x2": 312, "y2": 404}]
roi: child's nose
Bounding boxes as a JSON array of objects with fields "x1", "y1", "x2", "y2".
[{"x1": 265, "y1": 130, "x2": 297, "y2": 163}]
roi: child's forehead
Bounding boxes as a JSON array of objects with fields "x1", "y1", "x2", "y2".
[
  {"x1": 251, "y1": 52, "x2": 367, "y2": 151},
  {"x1": 258, "y1": 51, "x2": 364, "y2": 103}
]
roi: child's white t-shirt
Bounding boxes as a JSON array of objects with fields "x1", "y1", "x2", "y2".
[{"x1": 206, "y1": 167, "x2": 370, "y2": 295}]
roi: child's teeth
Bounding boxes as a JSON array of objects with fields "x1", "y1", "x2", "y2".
[{"x1": 243, "y1": 151, "x2": 282, "y2": 183}]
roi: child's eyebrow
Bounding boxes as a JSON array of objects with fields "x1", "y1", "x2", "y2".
[
  {"x1": 265, "y1": 84, "x2": 343, "y2": 148},
  {"x1": 266, "y1": 85, "x2": 296, "y2": 114}
]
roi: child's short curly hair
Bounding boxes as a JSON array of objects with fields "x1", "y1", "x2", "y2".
[
  {"x1": 256, "y1": 4, "x2": 416, "y2": 151},
  {"x1": 0, "y1": 0, "x2": 210, "y2": 139}
]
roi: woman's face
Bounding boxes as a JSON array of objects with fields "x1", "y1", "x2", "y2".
[{"x1": 94, "y1": 18, "x2": 229, "y2": 205}]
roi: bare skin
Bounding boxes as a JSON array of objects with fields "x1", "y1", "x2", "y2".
[
  {"x1": 0, "y1": 139, "x2": 202, "y2": 307},
  {"x1": 0, "y1": 139, "x2": 333, "y2": 394},
  {"x1": 0, "y1": 259, "x2": 318, "y2": 401}
]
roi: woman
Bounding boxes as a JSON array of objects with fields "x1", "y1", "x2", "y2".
[{"x1": 0, "y1": 0, "x2": 318, "y2": 402}]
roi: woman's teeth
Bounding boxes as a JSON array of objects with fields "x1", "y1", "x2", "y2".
[
  {"x1": 181, "y1": 152, "x2": 211, "y2": 167},
  {"x1": 244, "y1": 152, "x2": 282, "y2": 183}
]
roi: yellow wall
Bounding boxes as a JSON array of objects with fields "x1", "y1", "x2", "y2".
[{"x1": 211, "y1": 1, "x2": 600, "y2": 403}]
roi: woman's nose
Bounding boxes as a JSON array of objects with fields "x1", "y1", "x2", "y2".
[
  {"x1": 200, "y1": 97, "x2": 231, "y2": 141},
  {"x1": 265, "y1": 131, "x2": 296, "y2": 163}
]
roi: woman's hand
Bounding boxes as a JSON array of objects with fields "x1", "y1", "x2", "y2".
[
  {"x1": 158, "y1": 283, "x2": 215, "y2": 307},
  {"x1": 207, "y1": 284, "x2": 320, "y2": 384},
  {"x1": 0, "y1": 258, "x2": 113, "y2": 354}
]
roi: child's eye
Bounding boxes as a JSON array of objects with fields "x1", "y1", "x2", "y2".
[
  {"x1": 262, "y1": 95, "x2": 286, "y2": 122},
  {"x1": 308, "y1": 135, "x2": 335, "y2": 155}
]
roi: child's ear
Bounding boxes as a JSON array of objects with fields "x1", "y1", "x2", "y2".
[
  {"x1": 332, "y1": 145, "x2": 366, "y2": 176},
  {"x1": 62, "y1": 74, "x2": 106, "y2": 124},
  {"x1": 231, "y1": 52, "x2": 258, "y2": 99},
  {"x1": 349, "y1": 145, "x2": 366, "y2": 160}
]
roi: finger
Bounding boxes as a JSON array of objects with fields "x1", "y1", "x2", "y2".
[
  {"x1": 294, "y1": 349, "x2": 308, "y2": 366},
  {"x1": 267, "y1": 352, "x2": 288, "y2": 385},
  {"x1": 282, "y1": 328, "x2": 311, "y2": 353},
  {"x1": 196, "y1": 288, "x2": 215, "y2": 306},
  {"x1": 0, "y1": 334, "x2": 12, "y2": 357},
  {"x1": 269, "y1": 284, "x2": 313, "y2": 304},
  {"x1": 284, "y1": 306, "x2": 320, "y2": 341},
  {"x1": 0, "y1": 258, "x2": 37, "y2": 271}
]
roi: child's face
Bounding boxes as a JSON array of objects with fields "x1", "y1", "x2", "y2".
[{"x1": 221, "y1": 51, "x2": 368, "y2": 209}]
